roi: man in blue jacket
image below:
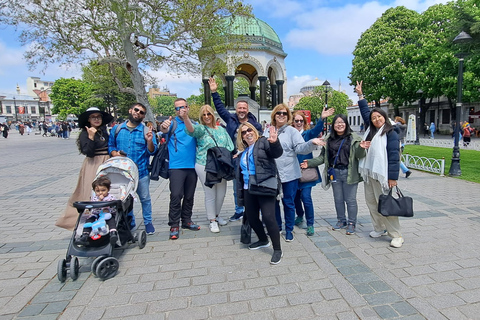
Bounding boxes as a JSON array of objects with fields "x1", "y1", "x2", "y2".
[{"x1": 209, "y1": 77, "x2": 263, "y2": 221}]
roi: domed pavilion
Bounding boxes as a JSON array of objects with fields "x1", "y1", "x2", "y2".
[{"x1": 201, "y1": 16, "x2": 287, "y2": 114}]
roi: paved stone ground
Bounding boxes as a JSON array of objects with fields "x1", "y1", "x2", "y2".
[{"x1": 1, "y1": 129, "x2": 480, "y2": 320}]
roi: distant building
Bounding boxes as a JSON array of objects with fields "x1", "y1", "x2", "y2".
[
  {"x1": 147, "y1": 85, "x2": 177, "y2": 99},
  {"x1": 26, "y1": 76, "x2": 54, "y2": 97},
  {"x1": 0, "y1": 83, "x2": 52, "y2": 123}
]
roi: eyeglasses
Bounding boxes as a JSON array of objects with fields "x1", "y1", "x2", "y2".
[
  {"x1": 89, "y1": 115, "x2": 102, "y2": 120},
  {"x1": 294, "y1": 119, "x2": 304, "y2": 123},
  {"x1": 133, "y1": 107, "x2": 145, "y2": 115},
  {"x1": 334, "y1": 122, "x2": 345, "y2": 126},
  {"x1": 175, "y1": 106, "x2": 187, "y2": 111},
  {"x1": 276, "y1": 111, "x2": 288, "y2": 116},
  {"x1": 241, "y1": 128, "x2": 254, "y2": 136},
  {"x1": 203, "y1": 113, "x2": 212, "y2": 117}
]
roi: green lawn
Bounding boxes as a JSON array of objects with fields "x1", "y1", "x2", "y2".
[{"x1": 404, "y1": 145, "x2": 480, "y2": 184}]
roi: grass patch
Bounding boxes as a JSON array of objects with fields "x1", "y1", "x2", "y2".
[{"x1": 404, "y1": 145, "x2": 480, "y2": 184}]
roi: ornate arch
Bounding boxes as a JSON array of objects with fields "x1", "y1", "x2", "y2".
[{"x1": 265, "y1": 59, "x2": 285, "y2": 82}]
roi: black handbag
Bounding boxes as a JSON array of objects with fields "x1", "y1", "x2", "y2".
[
  {"x1": 378, "y1": 186, "x2": 414, "y2": 217},
  {"x1": 240, "y1": 215, "x2": 251, "y2": 244}
]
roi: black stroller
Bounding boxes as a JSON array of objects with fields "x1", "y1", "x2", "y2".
[{"x1": 57, "y1": 157, "x2": 147, "y2": 281}]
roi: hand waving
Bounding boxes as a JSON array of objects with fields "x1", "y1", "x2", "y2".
[{"x1": 267, "y1": 126, "x2": 277, "y2": 143}]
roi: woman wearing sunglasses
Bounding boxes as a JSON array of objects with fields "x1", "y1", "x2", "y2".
[
  {"x1": 184, "y1": 105, "x2": 234, "y2": 233},
  {"x1": 236, "y1": 122, "x2": 284, "y2": 264},
  {"x1": 292, "y1": 108, "x2": 334, "y2": 236},
  {"x1": 264, "y1": 105, "x2": 323, "y2": 242}
]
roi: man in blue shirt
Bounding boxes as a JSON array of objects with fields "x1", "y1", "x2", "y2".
[
  {"x1": 160, "y1": 98, "x2": 200, "y2": 240},
  {"x1": 108, "y1": 103, "x2": 157, "y2": 235}
]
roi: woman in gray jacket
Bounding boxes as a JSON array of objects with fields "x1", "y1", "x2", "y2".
[{"x1": 264, "y1": 104, "x2": 322, "y2": 242}]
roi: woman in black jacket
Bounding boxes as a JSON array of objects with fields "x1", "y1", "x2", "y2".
[{"x1": 236, "y1": 122, "x2": 284, "y2": 264}]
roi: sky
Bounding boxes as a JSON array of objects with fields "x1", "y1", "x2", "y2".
[{"x1": 0, "y1": 0, "x2": 448, "y2": 103}]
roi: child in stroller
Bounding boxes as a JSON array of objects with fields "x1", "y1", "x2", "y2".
[
  {"x1": 75, "y1": 176, "x2": 119, "y2": 246},
  {"x1": 58, "y1": 157, "x2": 147, "y2": 282}
]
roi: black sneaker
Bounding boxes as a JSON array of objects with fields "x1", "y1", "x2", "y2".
[
  {"x1": 332, "y1": 221, "x2": 347, "y2": 230},
  {"x1": 229, "y1": 212, "x2": 244, "y2": 222},
  {"x1": 406, "y1": 171, "x2": 412, "y2": 178},
  {"x1": 270, "y1": 250, "x2": 283, "y2": 265},
  {"x1": 181, "y1": 222, "x2": 200, "y2": 231},
  {"x1": 248, "y1": 240, "x2": 270, "y2": 250}
]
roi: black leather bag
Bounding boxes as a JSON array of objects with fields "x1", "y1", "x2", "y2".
[
  {"x1": 240, "y1": 216, "x2": 251, "y2": 244},
  {"x1": 149, "y1": 142, "x2": 169, "y2": 180},
  {"x1": 378, "y1": 186, "x2": 414, "y2": 217}
]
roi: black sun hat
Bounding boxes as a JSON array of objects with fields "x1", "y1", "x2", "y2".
[{"x1": 78, "y1": 107, "x2": 114, "y2": 128}]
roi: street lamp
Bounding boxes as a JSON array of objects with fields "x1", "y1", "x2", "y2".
[
  {"x1": 415, "y1": 89, "x2": 423, "y2": 145},
  {"x1": 322, "y1": 80, "x2": 330, "y2": 109},
  {"x1": 449, "y1": 31, "x2": 472, "y2": 176},
  {"x1": 13, "y1": 96, "x2": 18, "y2": 122}
]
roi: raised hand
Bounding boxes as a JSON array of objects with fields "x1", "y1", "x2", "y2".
[
  {"x1": 267, "y1": 126, "x2": 277, "y2": 143},
  {"x1": 161, "y1": 116, "x2": 172, "y2": 131},
  {"x1": 355, "y1": 80, "x2": 363, "y2": 95},
  {"x1": 321, "y1": 107, "x2": 335, "y2": 119},
  {"x1": 208, "y1": 77, "x2": 217, "y2": 93},
  {"x1": 86, "y1": 126, "x2": 97, "y2": 140},
  {"x1": 360, "y1": 140, "x2": 370, "y2": 149},
  {"x1": 146, "y1": 126, "x2": 153, "y2": 142}
]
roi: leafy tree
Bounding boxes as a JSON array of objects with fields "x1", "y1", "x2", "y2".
[
  {"x1": 294, "y1": 87, "x2": 350, "y2": 123},
  {"x1": 50, "y1": 78, "x2": 94, "y2": 119},
  {"x1": 2, "y1": 0, "x2": 251, "y2": 122},
  {"x1": 349, "y1": 7, "x2": 421, "y2": 109},
  {"x1": 149, "y1": 95, "x2": 177, "y2": 117},
  {"x1": 82, "y1": 61, "x2": 136, "y2": 119}
]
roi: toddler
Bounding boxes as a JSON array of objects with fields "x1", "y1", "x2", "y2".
[{"x1": 76, "y1": 176, "x2": 118, "y2": 246}]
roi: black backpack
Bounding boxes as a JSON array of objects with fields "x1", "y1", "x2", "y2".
[{"x1": 149, "y1": 119, "x2": 177, "y2": 180}]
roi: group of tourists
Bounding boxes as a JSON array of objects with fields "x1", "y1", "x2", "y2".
[{"x1": 56, "y1": 79, "x2": 406, "y2": 266}]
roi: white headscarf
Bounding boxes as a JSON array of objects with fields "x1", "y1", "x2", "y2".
[{"x1": 358, "y1": 125, "x2": 389, "y2": 191}]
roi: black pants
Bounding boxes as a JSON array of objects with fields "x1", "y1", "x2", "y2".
[
  {"x1": 244, "y1": 189, "x2": 281, "y2": 251},
  {"x1": 168, "y1": 169, "x2": 197, "y2": 227}
]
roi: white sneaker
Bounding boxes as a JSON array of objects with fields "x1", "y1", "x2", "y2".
[
  {"x1": 216, "y1": 216, "x2": 228, "y2": 226},
  {"x1": 369, "y1": 230, "x2": 387, "y2": 238},
  {"x1": 390, "y1": 237, "x2": 404, "y2": 248},
  {"x1": 209, "y1": 221, "x2": 220, "y2": 233}
]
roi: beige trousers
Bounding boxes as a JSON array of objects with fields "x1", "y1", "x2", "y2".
[{"x1": 364, "y1": 178, "x2": 402, "y2": 238}]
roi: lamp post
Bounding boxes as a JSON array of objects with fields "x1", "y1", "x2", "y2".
[
  {"x1": 13, "y1": 96, "x2": 18, "y2": 122},
  {"x1": 415, "y1": 89, "x2": 423, "y2": 145},
  {"x1": 449, "y1": 31, "x2": 472, "y2": 176},
  {"x1": 322, "y1": 80, "x2": 330, "y2": 133}
]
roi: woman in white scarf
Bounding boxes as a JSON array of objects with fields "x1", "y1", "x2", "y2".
[{"x1": 356, "y1": 81, "x2": 403, "y2": 248}]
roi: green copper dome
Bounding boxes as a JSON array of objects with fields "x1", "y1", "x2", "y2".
[{"x1": 224, "y1": 16, "x2": 283, "y2": 50}]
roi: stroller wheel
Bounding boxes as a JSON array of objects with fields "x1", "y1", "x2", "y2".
[
  {"x1": 70, "y1": 257, "x2": 80, "y2": 281},
  {"x1": 96, "y1": 257, "x2": 119, "y2": 281},
  {"x1": 57, "y1": 259, "x2": 67, "y2": 282},
  {"x1": 138, "y1": 230, "x2": 147, "y2": 249},
  {"x1": 91, "y1": 255, "x2": 108, "y2": 277}
]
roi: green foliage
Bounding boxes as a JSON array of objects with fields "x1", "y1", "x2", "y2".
[
  {"x1": 149, "y1": 96, "x2": 177, "y2": 117},
  {"x1": 49, "y1": 78, "x2": 94, "y2": 119},
  {"x1": 294, "y1": 87, "x2": 350, "y2": 123},
  {"x1": 404, "y1": 144, "x2": 480, "y2": 183},
  {"x1": 82, "y1": 61, "x2": 136, "y2": 119}
]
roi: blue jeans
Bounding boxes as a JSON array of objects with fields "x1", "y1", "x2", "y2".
[
  {"x1": 128, "y1": 175, "x2": 153, "y2": 226},
  {"x1": 275, "y1": 179, "x2": 298, "y2": 233},
  {"x1": 400, "y1": 161, "x2": 409, "y2": 174},
  {"x1": 294, "y1": 187, "x2": 315, "y2": 226},
  {"x1": 233, "y1": 179, "x2": 244, "y2": 214},
  {"x1": 331, "y1": 168, "x2": 358, "y2": 225}
]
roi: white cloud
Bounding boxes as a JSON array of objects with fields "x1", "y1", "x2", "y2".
[
  {"x1": 286, "y1": 75, "x2": 313, "y2": 97},
  {"x1": 246, "y1": 0, "x2": 304, "y2": 18},
  {"x1": 285, "y1": 2, "x2": 389, "y2": 55}
]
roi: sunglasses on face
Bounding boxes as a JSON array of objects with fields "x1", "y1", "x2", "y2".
[
  {"x1": 133, "y1": 107, "x2": 145, "y2": 115},
  {"x1": 241, "y1": 128, "x2": 254, "y2": 136},
  {"x1": 294, "y1": 119, "x2": 304, "y2": 123},
  {"x1": 276, "y1": 111, "x2": 288, "y2": 116},
  {"x1": 175, "y1": 105, "x2": 187, "y2": 111},
  {"x1": 203, "y1": 113, "x2": 212, "y2": 117}
]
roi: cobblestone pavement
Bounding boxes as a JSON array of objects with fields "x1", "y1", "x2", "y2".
[{"x1": 1, "y1": 129, "x2": 480, "y2": 319}]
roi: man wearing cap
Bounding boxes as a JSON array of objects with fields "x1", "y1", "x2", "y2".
[
  {"x1": 160, "y1": 98, "x2": 200, "y2": 240},
  {"x1": 208, "y1": 77, "x2": 263, "y2": 221},
  {"x1": 108, "y1": 103, "x2": 157, "y2": 235}
]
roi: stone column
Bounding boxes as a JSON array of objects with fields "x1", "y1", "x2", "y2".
[
  {"x1": 249, "y1": 86, "x2": 256, "y2": 101},
  {"x1": 276, "y1": 80, "x2": 285, "y2": 105},
  {"x1": 225, "y1": 75, "x2": 235, "y2": 109},
  {"x1": 259, "y1": 76, "x2": 267, "y2": 109},
  {"x1": 270, "y1": 84, "x2": 278, "y2": 107},
  {"x1": 203, "y1": 79, "x2": 211, "y2": 106}
]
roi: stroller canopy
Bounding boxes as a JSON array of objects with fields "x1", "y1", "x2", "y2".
[{"x1": 95, "y1": 157, "x2": 139, "y2": 200}]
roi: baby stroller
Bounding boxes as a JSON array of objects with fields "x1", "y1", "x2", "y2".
[{"x1": 57, "y1": 157, "x2": 147, "y2": 282}]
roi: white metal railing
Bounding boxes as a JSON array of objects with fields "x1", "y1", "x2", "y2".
[
  {"x1": 406, "y1": 138, "x2": 480, "y2": 151},
  {"x1": 402, "y1": 154, "x2": 445, "y2": 176}
]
